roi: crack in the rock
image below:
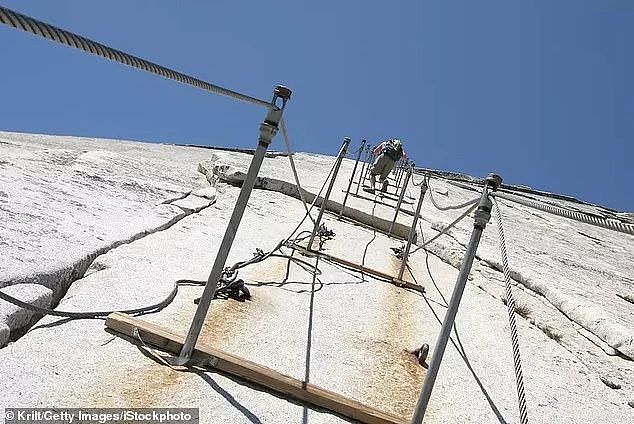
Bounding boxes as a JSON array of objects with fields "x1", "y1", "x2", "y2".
[
  {"x1": 161, "y1": 190, "x2": 192, "y2": 205},
  {"x1": 1, "y1": 194, "x2": 216, "y2": 347}
]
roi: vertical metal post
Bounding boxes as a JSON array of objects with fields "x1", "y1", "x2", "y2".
[
  {"x1": 308, "y1": 137, "x2": 350, "y2": 250},
  {"x1": 176, "y1": 86, "x2": 292, "y2": 364},
  {"x1": 397, "y1": 177, "x2": 427, "y2": 281},
  {"x1": 391, "y1": 161, "x2": 399, "y2": 187},
  {"x1": 400, "y1": 161, "x2": 408, "y2": 189},
  {"x1": 388, "y1": 166, "x2": 412, "y2": 235},
  {"x1": 339, "y1": 139, "x2": 366, "y2": 217},
  {"x1": 355, "y1": 145, "x2": 371, "y2": 195},
  {"x1": 390, "y1": 162, "x2": 398, "y2": 193},
  {"x1": 397, "y1": 160, "x2": 407, "y2": 188},
  {"x1": 410, "y1": 173, "x2": 502, "y2": 424}
]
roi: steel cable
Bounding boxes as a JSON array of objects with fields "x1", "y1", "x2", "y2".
[
  {"x1": 428, "y1": 179, "x2": 480, "y2": 211},
  {"x1": 491, "y1": 196, "x2": 530, "y2": 424},
  {"x1": 492, "y1": 191, "x2": 634, "y2": 237},
  {"x1": 0, "y1": 6, "x2": 273, "y2": 109},
  {"x1": 280, "y1": 118, "x2": 315, "y2": 224},
  {"x1": 447, "y1": 178, "x2": 633, "y2": 237},
  {"x1": 408, "y1": 202, "x2": 478, "y2": 255},
  {"x1": 411, "y1": 172, "x2": 426, "y2": 187},
  {"x1": 0, "y1": 283, "x2": 178, "y2": 319}
]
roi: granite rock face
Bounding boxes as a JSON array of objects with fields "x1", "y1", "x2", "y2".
[
  {"x1": 0, "y1": 131, "x2": 215, "y2": 345},
  {"x1": 0, "y1": 131, "x2": 632, "y2": 423}
]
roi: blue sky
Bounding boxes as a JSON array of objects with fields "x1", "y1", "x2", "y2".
[{"x1": 1, "y1": 1, "x2": 632, "y2": 211}]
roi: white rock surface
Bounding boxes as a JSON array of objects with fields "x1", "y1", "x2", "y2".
[{"x1": 0, "y1": 131, "x2": 632, "y2": 423}]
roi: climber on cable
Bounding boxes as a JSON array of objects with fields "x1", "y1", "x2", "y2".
[{"x1": 366, "y1": 138, "x2": 407, "y2": 192}]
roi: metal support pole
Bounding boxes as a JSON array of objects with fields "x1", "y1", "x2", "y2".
[
  {"x1": 339, "y1": 139, "x2": 366, "y2": 217},
  {"x1": 176, "y1": 85, "x2": 292, "y2": 364},
  {"x1": 398, "y1": 160, "x2": 408, "y2": 188},
  {"x1": 388, "y1": 166, "x2": 412, "y2": 235},
  {"x1": 410, "y1": 173, "x2": 502, "y2": 424},
  {"x1": 355, "y1": 145, "x2": 371, "y2": 195},
  {"x1": 394, "y1": 160, "x2": 404, "y2": 191},
  {"x1": 307, "y1": 137, "x2": 350, "y2": 250},
  {"x1": 391, "y1": 161, "x2": 399, "y2": 185},
  {"x1": 397, "y1": 177, "x2": 427, "y2": 281},
  {"x1": 400, "y1": 161, "x2": 408, "y2": 188}
]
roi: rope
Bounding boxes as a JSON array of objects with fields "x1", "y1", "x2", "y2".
[
  {"x1": 0, "y1": 283, "x2": 178, "y2": 319},
  {"x1": 0, "y1": 138, "x2": 346, "y2": 320},
  {"x1": 282, "y1": 153, "x2": 340, "y2": 244},
  {"x1": 411, "y1": 171, "x2": 426, "y2": 187},
  {"x1": 492, "y1": 191, "x2": 634, "y2": 237},
  {"x1": 408, "y1": 202, "x2": 478, "y2": 255},
  {"x1": 428, "y1": 179, "x2": 480, "y2": 211},
  {"x1": 0, "y1": 243, "x2": 314, "y2": 319},
  {"x1": 280, "y1": 118, "x2": 315, "y2": 224},
  {"x1": 491, "y1": 196, "x2": 530, "y2": 424},
  {"x1": 0, "y1": 6, "x2": 273, "y2": 109}
]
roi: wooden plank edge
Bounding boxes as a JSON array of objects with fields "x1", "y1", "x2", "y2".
[
  {"x1": 105, "y1": 312, "x2": 408, "y2": 424},
  {"x1": 289, "y1": 244, "x2": 425, "y2": 294}
]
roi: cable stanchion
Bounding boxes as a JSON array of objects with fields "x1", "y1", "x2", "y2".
[
  {"x1": 410, "y1": 173, "x2": 502, "y2": 424},
  {"x1": 397, "y1": 177, "x2": 427, "y2": 281},
  {"x1": 307, "y1": 137, "x2": 351, "y2": 250},
  {"x1": 395, "y1": 159, "x2": 406, "y2": 189},
  {"x1": 355, "y1": 146, "x2": 372, "y2": 195},
  {"x1": 0, "y1": 5, "x2": 273, "y2": 109},
  {"x1": 340, "y1": 139, "x2": 366, "y2": 218},
  {"x1": 176, "y1": 85, "x2": 292, "y2": 365},
  {"x1": 388, "y1": 166, "x2": 413, "y2": 235}
]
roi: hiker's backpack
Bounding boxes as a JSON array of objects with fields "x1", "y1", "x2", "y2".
[{"x1": 383, "y1": 140, "x2": 403, "y2": 161}]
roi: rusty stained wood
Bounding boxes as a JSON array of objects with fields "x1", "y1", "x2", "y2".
[{"x1": 105, "y1": 312, "x2": 408, "y2": 424}]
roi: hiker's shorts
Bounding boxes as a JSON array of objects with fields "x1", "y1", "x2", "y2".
[{"x1": 370, "y1": 154, "x2": 395, "y2": 181}]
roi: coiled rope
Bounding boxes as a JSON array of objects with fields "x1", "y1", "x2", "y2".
[
  {"x1": 0, "y1": 6, "x2": 273, "y2": 109},
  {"x1": 491, "y1": 196, "x2": 530, "y2": 424}
]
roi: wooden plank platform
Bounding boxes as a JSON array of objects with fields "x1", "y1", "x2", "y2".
[
  {"x1": 288, "y1": 244, "x2": 425, "y2": 294},
  {"x1": 105, "y1": 312, "x2": 408, "y2": 424}
]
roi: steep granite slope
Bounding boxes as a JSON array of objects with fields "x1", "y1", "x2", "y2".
[{"x1": 0, "y1": 131, "x2": 632, "y2": 423}]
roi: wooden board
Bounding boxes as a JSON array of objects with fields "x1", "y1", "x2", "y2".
[
  {"x1": 289, "y1": 245, "x2": 425, "y2": 294},
  {"x1": 105, "y1": 312, "x2": 408, "y2": 424}
]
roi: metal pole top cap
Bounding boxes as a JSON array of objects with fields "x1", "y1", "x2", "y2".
[
  {"x1": 274, "y1": 85, "x2": 292, "y2": 100},
  {"x1": 343, "y1": 136, "x2": 351, "y2": 142},
  {"x1": 485, "y1": 173, "x2": 503, "y2": 190}
]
